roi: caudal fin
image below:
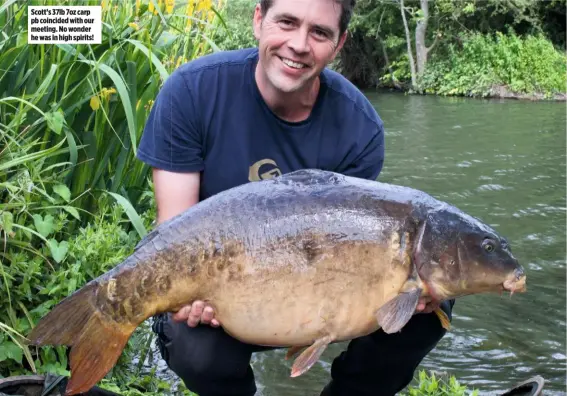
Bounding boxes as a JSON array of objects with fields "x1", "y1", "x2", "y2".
[{"x1": 27, "y1": 283, "x2": 135, "y2": 395}]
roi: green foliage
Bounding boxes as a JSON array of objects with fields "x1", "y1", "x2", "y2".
[
  {"x1": 339, "y1": 0, "x2": 565, "y2": 90},
  {"x1": 0, "y1": 193, "x2": 151, "y2": 374},
  {"x1": 420, "y1": 31, "x2": 566, "y2": 98},
  {"x1": 99, "y1": 376, "x2": 198, "y2": 396},
  {"x1": 0, "y1": 0, "x2": 225, "y2": 221},
  {"x1": 215, "y1": 0, "x2": 257, "y2": 50},
  {"x1": 380, "y1": 55, "x2": 412, "y2": 87},
  {"x1": 0, "y1": 0, "x2": 230, "y2": 392},
  {"x1": 404, "y1": 370, "x2": 479, "y2": 396}
]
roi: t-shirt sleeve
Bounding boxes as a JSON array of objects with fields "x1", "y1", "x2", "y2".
[
  {"x1": 136, "y1": 69, "x2": 204, "y2": 173},
  {"x1": 339, "y1": 121, "x2": 385, "y2": 181}
]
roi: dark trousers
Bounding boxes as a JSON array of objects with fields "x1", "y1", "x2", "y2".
[{"x1": 152, "y1": 300, "x2": 453, "y2": 396}]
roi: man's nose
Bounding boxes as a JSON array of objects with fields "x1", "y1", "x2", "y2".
[{"x1": 288, "y1": 29, "x2": 309, "y2": 54}]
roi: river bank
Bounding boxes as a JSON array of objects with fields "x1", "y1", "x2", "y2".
[
  {"x1": 488, "y1": 84, "x2": 566, "y2": 101},
  {"x1": 377, "y1": 84, "x2": 567, "y2": 102}
]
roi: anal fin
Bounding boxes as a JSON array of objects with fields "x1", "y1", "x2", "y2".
[
  {"x1": 285, "y1": 345, "x2": 306, "y2": 361},
  {"x1": 434, "y1": 307, "x2": 451, "y2": 331},
  {"x1": 375, "y1": 288, "x2": 422, "y2": 334},
  {"x1": 290, "y1": 335, "x2": 332, "y2": 377}
]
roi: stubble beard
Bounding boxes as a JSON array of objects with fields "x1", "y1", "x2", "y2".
[{"x1": 267, "y1": 56, "x2": 317, "y2": 96}]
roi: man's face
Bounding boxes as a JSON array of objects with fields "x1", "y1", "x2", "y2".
[{"x1": 253, "y1": 0, "x2": 347, "y2": 94}]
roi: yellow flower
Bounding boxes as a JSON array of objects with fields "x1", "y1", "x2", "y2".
[
  {"x1": 91, "y1": 87, "x2": 117, "y2": 110},
  {"x1": 128, "y1": 22, "x2": 139, "y2": 30},
  {"x1": 148, "y1": 0, "x2": 155, "y2": 13},
  {"x1": 101, "y1": 87, "x2": 117, "y2": 100},
  {"x1": 90, "y1": 96, "x2": 100, "y2": 111},
  {"x1": 166, "y1": 0, "x2": 174, "y2": 13},
  {"x1": 186, "y1": 0, "x2": 195, "y2": 29},
  {"x1": 196, "y1": 0, "x2": 211, "y2": 12}
]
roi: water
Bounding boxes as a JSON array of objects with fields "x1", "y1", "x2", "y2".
[
  {"x1": 150, "y1": 93, "x2": 567, "y2": 395},
  {"x1": 251, "y1": 93, "x2": 566, "y2": 395}
]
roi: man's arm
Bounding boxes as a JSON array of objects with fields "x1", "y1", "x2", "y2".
[
  {"x1": 153, "y1": 168, "x2": 219, "y2": 328},
  {"x1": 153, "y1": 168, "x2": 200, "y2": 224}
]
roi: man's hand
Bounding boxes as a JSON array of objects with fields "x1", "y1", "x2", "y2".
[
  {"x1": 415, "y1": 296, "x2": 440, "y2": 314},
  {"x1": 172, "y1": 301, "x2": 220, "y2": 328}
]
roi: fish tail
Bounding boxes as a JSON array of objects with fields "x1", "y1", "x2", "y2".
[{"x1": 27, "y1": 282, "x2": 136, "y2": 395}]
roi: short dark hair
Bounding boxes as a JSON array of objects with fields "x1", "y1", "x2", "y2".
[{"x1": 259, "y1": 0, "x2": 356, "y2": 37}]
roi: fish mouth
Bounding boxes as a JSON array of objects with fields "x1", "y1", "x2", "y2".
[{"x1": 501, "y1": 269, "x2": 527, "y2": 295}]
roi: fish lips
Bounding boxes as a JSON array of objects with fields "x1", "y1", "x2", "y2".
[{"x1": 502, "y1": 267, "x2": 527, "y2": 294}]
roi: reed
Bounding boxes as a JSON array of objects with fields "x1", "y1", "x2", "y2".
[
  {"x1": 0, "y1": 0, "x2": 225, "y2": 217},
  {"x1": 0, "y1": 0, "x2": 225, "y2": 382}
]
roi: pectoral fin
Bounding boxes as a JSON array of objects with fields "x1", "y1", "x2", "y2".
[
  {"x1": 375, "y1": 288, "x2": 422, "y2": 334},
  {"x1": 290, "y1": 335, "x2": 332, "y2": 377},
  {"x1": 434, "y1": 307, "x2": 451, "y2": 331}
]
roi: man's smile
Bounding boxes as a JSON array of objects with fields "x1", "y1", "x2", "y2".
[{"x1": 278, "y1": 56, "x2": 308, "y2": 69}]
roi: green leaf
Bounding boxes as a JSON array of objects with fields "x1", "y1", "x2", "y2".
[
  {"x1": 32, "y1": 214, "x2": 56, "y2": 237},
  {"x1": 53, "y1": 184, "x2": 71, "y2": 202},
  {"x1": 125, "y1": 39, "x2": 169, "y2": 81},
  {"x1": 0, "y1": 341, "x2": 23, "y2": 363},
  {"x1": 0, "y1": 211, "x2": 14, "y2": 234},
  {"x1": 44, "y1": 109, "x2": 66, "y2": 135},
  {"x1": 68, "y1": 277, "x2": 77, "y2": 294},
  {"x1": 79, "y1": 60, "x2": 138, "y2": 153},
  {"x1": 106, "y1": 191, "x2": 147, "y2": 238},
  {"x1": 47, "y1": 239, "x2": 69, "y2": 263},
  {"x1": 62, "y1": 206, "x2": 81, "y2": 220}
]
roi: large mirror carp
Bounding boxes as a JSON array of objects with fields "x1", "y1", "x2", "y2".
[{"x1": 27, "y1": 169, "x2": 527, "y2": 395}]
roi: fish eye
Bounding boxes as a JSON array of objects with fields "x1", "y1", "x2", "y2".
[{"x1": 482, "y1": 239, "x2": 495, "y2": 253}]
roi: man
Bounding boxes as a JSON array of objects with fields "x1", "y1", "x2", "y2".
[{"x1": 136, "y1": 0, "x2": 452, "y2": 395}]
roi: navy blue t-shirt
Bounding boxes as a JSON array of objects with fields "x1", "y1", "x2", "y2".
[{"x1": 137, "y1": 48, "x2": 385, "y2": 201}]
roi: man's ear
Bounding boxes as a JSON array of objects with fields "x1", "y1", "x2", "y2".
[
  {"x1": 331, "y1": 30, "x2": 348, "y2": 59},
  {"x1": 253, "y1": 4, "x2": 263, "y2": 40}
]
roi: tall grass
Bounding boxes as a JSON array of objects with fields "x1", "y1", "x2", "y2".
[
  {"x1": 0, "y1": 0, "x2": 226, "y2": 386},
  {"x1": 0, "y1": 0, "x2": 225, "y2": 217}
]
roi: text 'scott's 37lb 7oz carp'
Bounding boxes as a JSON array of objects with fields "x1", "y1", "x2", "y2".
[{"x1": 27, "y1": 169, "x2": 527, "y2": 395}]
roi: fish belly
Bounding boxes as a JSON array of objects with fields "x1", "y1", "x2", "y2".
[{"x1": 210, "y1": 255, "x2": 409, "y2": 347}]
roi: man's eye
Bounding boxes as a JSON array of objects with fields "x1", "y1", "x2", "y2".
[{"x1": 279, "y1": 19, "x2": 292, "y2": 27}]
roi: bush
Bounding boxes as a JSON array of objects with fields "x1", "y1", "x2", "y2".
[{"x1": 420, "y1": 31, "x2": 566, "y2": 98}]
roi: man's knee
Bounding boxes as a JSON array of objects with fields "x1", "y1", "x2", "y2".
[
  {"x1": 327, "y1": 300, "x2": 454, "y2": 396},
  {"x1": 153, "y1": 315, "x2": 256, "y2": 396}
]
